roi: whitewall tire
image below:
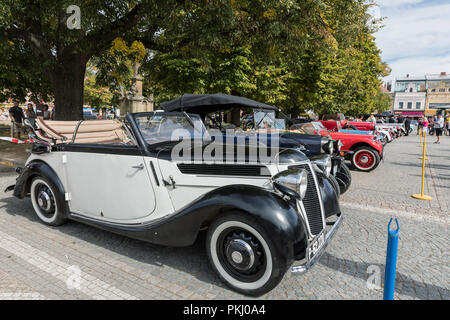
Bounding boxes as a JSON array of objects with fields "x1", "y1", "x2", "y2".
[
  {"x1": 206, "y1": 213, "x2": 287, "y2": 296},
  {"x1": 351, "y1": 147, "x2": 380, "y2": 172},
  {"x1": 30, "y1": 177, "x2": 67, "y2": 226}
]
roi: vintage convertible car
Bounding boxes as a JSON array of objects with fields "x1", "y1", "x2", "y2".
[
  {"x1": 320, "y1": 120, "x2": 393, "y2": 145},
  {"x1": 292, "y1": 121, "x2": 384, "y2": 172},
  {"x1": 5, "y1": 112, "x2": 342, "y2": 296},
  {"x1": 159, "y1": 93, "x2": 352, "y2": 195}
]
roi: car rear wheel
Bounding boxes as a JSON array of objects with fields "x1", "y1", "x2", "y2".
[
  {"x1": 206, "y1": 213, "x2": 288, "y2": 296},
  {"x1": 30, "y1": 177, "x2": 67, "y2": 226},
  {"x1": 351, "y1": 147, "x2": 380, "y2": 172}
]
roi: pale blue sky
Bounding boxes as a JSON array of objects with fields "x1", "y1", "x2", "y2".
[{"x1": 371, "y1": 0, "x2": 450, "y2": 82}]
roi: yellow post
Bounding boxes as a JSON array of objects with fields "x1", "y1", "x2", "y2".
[
  {"x1": 418, "y1": 128, "x2": 428, "y2": 160},
  {"x1": 412, "y1": 128, "x2": 432, "y2": 200}
]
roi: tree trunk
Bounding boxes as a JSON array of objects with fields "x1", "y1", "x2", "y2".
[{"x1": 50, "y1": 55, "x2": 87, "y2": 121}]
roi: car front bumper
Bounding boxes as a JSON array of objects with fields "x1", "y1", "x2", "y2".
[{"x1": 290, "y1": 213, "x2": 343, "y2": 274}]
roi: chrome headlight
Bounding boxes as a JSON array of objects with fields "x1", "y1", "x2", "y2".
[
  {"x1": 272, "y1": 168, "x2": 308, "y2": 200},
  {"x1": 312, "y1": 154, "x2": 332, "y2": 177},
  {"x1": 333, "y1": 139, "x2": 342, "y2": 153},
  {"x1": 321, "y1": 138, "x2": 334, "y2": 154}
]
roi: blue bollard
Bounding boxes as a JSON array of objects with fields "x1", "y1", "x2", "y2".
[{"x1": 383, "y1": 218, "x2": 399, "y2": 300}]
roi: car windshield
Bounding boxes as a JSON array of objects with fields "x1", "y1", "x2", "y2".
[
  {"x1": 295, "y1": 123, "x2": 316, "y2": 135},
  {"x1": 134, "y1": 112, "x2": 210, "y2": 145}
]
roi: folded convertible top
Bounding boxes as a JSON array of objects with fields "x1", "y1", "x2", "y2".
[
  {"x1": 160, "y1": 93, "x2": 277, "y2": 116},
  {"x1": 34, "y1": 118, "x2": 129, "y2": 144}
]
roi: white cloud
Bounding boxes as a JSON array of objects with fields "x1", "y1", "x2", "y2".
[
  {"x1": 373, "y1": 2, "x2": 450, "y2": 80},
  {"x1": 375, "y1": 0, "x2": 424, "y2": 7},
  {"x1": 383, "y1": 55, "x2": 450, "y2": 82}
]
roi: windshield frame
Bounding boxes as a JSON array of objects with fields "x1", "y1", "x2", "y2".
[{"x1": 129, "y1": 111, "x2": 211, "y2": 149}]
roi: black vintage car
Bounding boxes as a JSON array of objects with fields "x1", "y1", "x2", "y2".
[
  {"x1": 160, "y1": 93, "x2": 352, "y2": 195},
  {"x1": 6, "y1": 112, "x2": 342, "y2": 296}
]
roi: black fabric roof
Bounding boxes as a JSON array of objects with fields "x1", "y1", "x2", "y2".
[{"x1": 159, "y1": 94, "x2": 277, "y2": 116}]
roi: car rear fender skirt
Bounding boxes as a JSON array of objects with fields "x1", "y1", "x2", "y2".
[
  {"x1": 13, "y1": 160, "x2": 70, "y2": 217},
  {"x1": 69, "y1": 185, "x2": 307, "y2": 261},
  {"x1": 314, "y1": 171, "x2": 341, "y2": 219}
]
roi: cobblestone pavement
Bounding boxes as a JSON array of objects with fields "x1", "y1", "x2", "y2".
[{"x1": 0, "y1": 134, "x2": 448, "y2": 300}]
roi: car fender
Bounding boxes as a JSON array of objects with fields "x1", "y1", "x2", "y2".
[
  {"x1": 13, "y1": 159, "x2": 66, "y2": 200},
  {"x1": 70, "y1": 184, "x2": 308, "y2": 261},
  {"x1": 13, "y1": 159, "x2": 70, "y2": 217},
  {"x1": 314, "y1": 172, "x2": 341, "y2": 219}
]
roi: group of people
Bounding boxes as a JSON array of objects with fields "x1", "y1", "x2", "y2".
[
  {"x1": 8, "y1": 101, "x2": 53, "y2": 139},
  {"x1": 417, "y1": 114, "x2": 448, "y2": 144}
]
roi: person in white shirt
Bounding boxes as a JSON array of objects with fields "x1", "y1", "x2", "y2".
[{"x1": 434, "y1": 114, "x2": 444, "y2": 144}]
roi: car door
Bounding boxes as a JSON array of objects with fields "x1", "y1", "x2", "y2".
[{"x1": 63, "y1": 145, "x2": 156, "y2": 221}]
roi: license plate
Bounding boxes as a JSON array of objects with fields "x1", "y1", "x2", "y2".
[{"x1": 307, "y1": 231, "x2": 325, "y2": 261}]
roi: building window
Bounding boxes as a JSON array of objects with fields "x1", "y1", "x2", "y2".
[
  {"x1": 409, "y1": 88, "x2": 413, "y2": 92},
  {"x1": 439, "y1": 88, "x2": 445, "y2": 92},
  {"x1": 416, "y1": 102, "x2": 421, "y2": 109},
  {"x1": 431, "y1": 89, "x2": 436, "y2": 92},
  {"x1": 399, "y1": 102, "x2": 404, "y2": 109},
  {"x1": 407, "y1": 102, "x2": 412, "y2": 109}
]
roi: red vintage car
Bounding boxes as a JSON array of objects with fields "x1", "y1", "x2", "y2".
[
  {"x1": 320, "y1": 119, "x2": 375, "y2": 132},
  {"x1": 292, "y1": 121, "x2": 384, "y2": 172}
]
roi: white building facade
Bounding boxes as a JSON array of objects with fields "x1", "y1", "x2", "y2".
[{"x1": 393, "y1": 76, "x2": 427, "y2": 118}]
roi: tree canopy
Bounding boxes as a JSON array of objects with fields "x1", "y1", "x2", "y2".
[{"x1": 0, "y1": 0, "x2": 390, "y2": 119}]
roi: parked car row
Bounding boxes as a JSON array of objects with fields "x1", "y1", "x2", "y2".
[{"x1": 6, "y1": 93, "x2": 398, "y2": 296}]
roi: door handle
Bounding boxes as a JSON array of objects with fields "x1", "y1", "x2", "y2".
[{"x1": 132, "y1": 164, "x2": 144, "y2": 170}]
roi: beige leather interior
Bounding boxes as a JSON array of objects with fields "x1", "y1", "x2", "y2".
[{"x1": 35, "y1": 119, "x2": 130, "y2": 144}]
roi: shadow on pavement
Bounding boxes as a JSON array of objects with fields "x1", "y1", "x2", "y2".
[
  {"x1": 0, "y1": 195, "x2": 230, "y2": 293},
  {"x1": 319, "y1": 252, "x2": 449, "y2": 300}
]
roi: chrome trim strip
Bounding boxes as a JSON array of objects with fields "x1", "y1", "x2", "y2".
[{"x1": 291, "y1": 214, "x2": 343, "y2": 274}]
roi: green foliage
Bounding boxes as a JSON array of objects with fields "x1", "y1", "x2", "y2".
[
  {"x1": 83, "y1": 63, "x2": 114, "y2": 109},
  {"x1": 143, "y1": 0, "x2": 390, "y2": 117},
  {"x1": 0, "y1": 0, "x2": 390, "y2": 119}
]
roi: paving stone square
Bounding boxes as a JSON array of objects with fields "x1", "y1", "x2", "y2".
[{"x1": 0, "y1": 134, "x2": 448, "y2": 300}]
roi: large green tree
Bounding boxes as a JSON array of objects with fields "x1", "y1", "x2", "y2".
[
  {"x1": 0, "y1": 0, "x2": 389, "y2": 119},
  {"x1": 0, "y1": 0, "x2": 178, "y2": 119},
  {"x1": 142, "y1": 0, "x2": 390, "y2": 117}
]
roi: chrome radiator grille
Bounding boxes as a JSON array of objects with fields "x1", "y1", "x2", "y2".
[{"x1": 292, "y1": 164, "x2": 324, "y2": 236}]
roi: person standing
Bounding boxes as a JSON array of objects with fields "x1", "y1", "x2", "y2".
[
  {"x1": 8, "y1": 101, "x2": 25, "y2": 139},
  {"x1": 434, "y1": 114, "x2": 444, "y2": 144},
  {"x1": 404, "y1": 117, "x2": 411, "y2": 136},
  {"x1": 417, "y1": 118, "x2": 423, "y2": 135},
  {"x1": 25, "y1": 103, "x2": 36, "y2": 119},
  {"x1": 38, "y1": 104, "x2": 52, "y2": 120},
  {"x1": 422, "y1": 117, "x2": 429, "y2": 138}
]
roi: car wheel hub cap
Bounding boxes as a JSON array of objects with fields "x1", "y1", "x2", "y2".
[
  {"x1": 226, "y1": 239, "x2": 255, "y2": 271},
  {"x1": 231, "y1": 251, "x2": 243, "y2": 264},
  {"x1": 356, "y1": 151, "x2": 374, "y2": 168},
  {"x1": 38, "y1": 191, "x2": 51, "y2": 211}
]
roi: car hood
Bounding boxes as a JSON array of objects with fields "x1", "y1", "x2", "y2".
[{"x1": 149, "y1": 139, "x2": 309, "y2": 165}]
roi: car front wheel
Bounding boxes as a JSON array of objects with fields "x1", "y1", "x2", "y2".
[
  {"x1": 206, "y1": 213, "x2": 288, "y2": 296},
  {"x1": 335, "y1": 162, "x2": 352, "y2": 194},
  {"x1": 30, "y1": 177, "x2": 67, "y2": 226},
  {"x1": 351, "y1": 147, "x2": 381, "y2": 172}
]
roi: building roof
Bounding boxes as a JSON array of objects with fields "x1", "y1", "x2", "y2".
[
  {"x1": 425, "y1": 73, "x2": 450, "y2": 81},
  {"x1": 396, "y1": 75, "x2": 426, "y2": 81}
]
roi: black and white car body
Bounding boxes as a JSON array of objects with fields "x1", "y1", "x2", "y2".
[{"x1": 6, "y1": 112, "x2": 342, "y2": 296}]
